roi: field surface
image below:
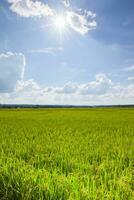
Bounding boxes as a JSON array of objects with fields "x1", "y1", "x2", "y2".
[{"x1": 0, "y1": 108, "x2": 134, "y2": 200}]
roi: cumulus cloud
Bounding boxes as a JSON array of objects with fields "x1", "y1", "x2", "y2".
[
  {"x1": 78, "y1": 74, "x2": 112, "y2": 95},
  {"x1": 0, "y1": 52, "x2": 25, "y2": 93},
  {"x1": 15, "y1": 79, "x2": 40, "y2": 93},
  {"x1": 8, "y1": 0, "x2": 53, "y2": 17},
  {"x1": 0, "y1": 73, "x2": 134, "y2": 105},
  {"x1": 66, "y1": 10, "x2": 96, "y2": 35},
  {"x1": 41, "y1": 73, "x2": 133, "y2": 100},
  {"x1": 54, "y1": 82, "x2": 77, "y2": 94},
  {"x1": 51, "y1": 74, "x2": 112, "y2": 95}
]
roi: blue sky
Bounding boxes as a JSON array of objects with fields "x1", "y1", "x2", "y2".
[{"x1": 0, "y1": 0, "x2": 134, "y2": 105}]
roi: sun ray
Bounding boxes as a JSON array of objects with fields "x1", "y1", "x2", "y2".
[{"x1": 55, "y1": 16, "x2": 66, "y2": 29}]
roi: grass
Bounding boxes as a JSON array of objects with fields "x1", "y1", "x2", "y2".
[{"x1": 0, "y1": 108, "x2": 134, "y2": 200}]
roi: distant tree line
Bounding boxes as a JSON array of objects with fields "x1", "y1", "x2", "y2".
[{"x1": 0, "y1": 104, "x2": 134, "y2": 109}]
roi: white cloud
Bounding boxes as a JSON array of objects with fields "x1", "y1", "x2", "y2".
[
  {"x1": 15, "y1": 79, "x2": 40, "y2": 92},
  {"x1": 66, "y1": 10, "x2": 96, "y2": 35},
  {"x1": 0, "y1": 53, "x2": 132, "y2": 105},
  {"x1": 7, "y1": 0, "x2": 97, "y2": 35},
  {"x1": 42, "y1": 74, "x2": 112, "y2": 96},
  {"x1": 127, "y1": 77, "x2": 134, "y2": 81},
  {"x1": 0, "y1": 73, "x2": 134, "y2": 105},
  {"x1": 8, "y1": 0, "x2": 53, "y2": 17},
  {"x1": 85, "y1": 10, "x2": 96, "y2": 19},
  {"x1": 28, "y1": 47, "x2": 63, "y2": 54},
  {"x1": 0, "y1": 52, "x2": 25, "y2": 93},
  {"x1": 78, "y1": 74, "x2": 112, "y2": 95},
  {"x1": 63, "y1": 0, "x2": 70, "y2": 8},
  {"x1": 124, "y1": 65, "x2": 134, "y2": 71},
  {"x1": 54, "y1": 82, "x2": 77, "y2": 94}
]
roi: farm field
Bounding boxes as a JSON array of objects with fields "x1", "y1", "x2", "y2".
[{"x1": 0, "y1": 108, "x2": 134, "y2": 200}]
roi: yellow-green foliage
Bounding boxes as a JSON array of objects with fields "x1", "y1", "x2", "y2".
[{"x1": 0, "y1": 108, "x2": 134, "y2": 200}]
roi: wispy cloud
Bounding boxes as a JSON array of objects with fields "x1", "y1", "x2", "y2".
[
  {"x1": 28, "y1": 47, "x2": 63, "y2": 54},
  {"x1": 62, "y1": 0, "x2": 70, "y2": 8},
  {"x1": 127, "y1": 77, "x2": 134, "y2": 81},
  {"x1": 66, "y1": 10, "x2": 96, "y2": 35},
  {"x1": 7, "y1": 0, "x2": 97, "y2": 35},
  {"x1": 124, "y1": 65, "x2": 134, "y2": 71}
]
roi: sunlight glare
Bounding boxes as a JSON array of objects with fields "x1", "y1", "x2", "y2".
[{"x1": 55, "y1": 16, "x2": 66, "y2": 30}]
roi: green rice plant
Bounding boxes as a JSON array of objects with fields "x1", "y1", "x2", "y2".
[{"x1": 0, "y1": 108, "x2": 134, "y2": 199}]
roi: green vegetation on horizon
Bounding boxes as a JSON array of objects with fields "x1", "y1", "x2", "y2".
[{"x1": 0, "y1": 108, "x2": 134, "y2": 200}]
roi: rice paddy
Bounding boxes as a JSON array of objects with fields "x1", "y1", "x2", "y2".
[{"x1": 0, "y1": 108, "x2": 134, "y2": 200}]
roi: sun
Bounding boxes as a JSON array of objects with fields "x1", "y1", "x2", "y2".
[
  {"x1": 55, "y1": 16, "x2": 66, "y2": 30},
  {"x1": 53, "y1": 14, "x2": 69, "y2": 44}
]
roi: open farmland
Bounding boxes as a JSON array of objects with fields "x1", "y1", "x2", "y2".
[{"x1": 0, "y1": 108, "x2": 134, "y2": 200}]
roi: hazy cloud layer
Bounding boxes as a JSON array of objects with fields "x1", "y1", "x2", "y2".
[{"x1": 0, "y1": 52, "x2": 25, "y2": 93}]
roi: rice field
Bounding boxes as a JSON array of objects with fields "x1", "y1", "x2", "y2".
[{"x1": 0, "y1": 108, "x2": 134, "y2": 200}]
